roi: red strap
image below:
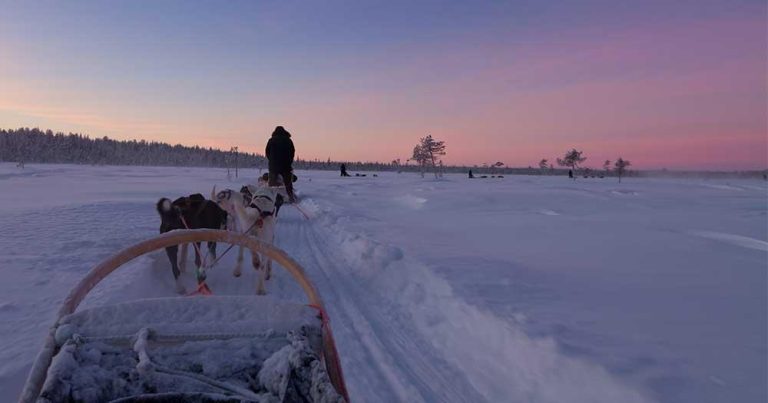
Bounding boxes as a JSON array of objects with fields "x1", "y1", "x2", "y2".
[
  {"x1": 186, "y1": 282, "x2": 213, "y2": 296},
  {"x1": 307, "y1": 304, "x2": 329, "y2": 326}
]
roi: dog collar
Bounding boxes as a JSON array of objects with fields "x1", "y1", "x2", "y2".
[{"x1": 248, "y1": 202, "x2": 275, "y2": 218}]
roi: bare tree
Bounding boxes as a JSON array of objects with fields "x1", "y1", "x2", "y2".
[
  {"x1": 603, "y1": 160, "x2": 611, "y2": 174},
  {"x1": 614, "y1": 157, "x2": 631, "y2": 182},
  {"x1": 489, "y1": 161, "x2": 504, "y2": 175},
  {"x1": 539, "y1": 159, "x2": 549, "y2": 174},
  {"x1": 557, "y1": 149, "x2": 586, "y2": 180}
]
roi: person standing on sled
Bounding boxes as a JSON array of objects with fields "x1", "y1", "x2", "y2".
[{"x1": 266, "y1": 126, "x2": 297, "y2": 203}]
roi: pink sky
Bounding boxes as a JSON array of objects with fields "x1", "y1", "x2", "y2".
[{"x1": 0, "y1": 3, "x2": 765, "y2": 170}]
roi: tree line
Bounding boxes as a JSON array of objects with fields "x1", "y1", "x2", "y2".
[
  {"x1": 6, "y1": 128, "x2": 761, "y2": 179},
  {"x1": 0, "y1": 128, "x2": 265, "y2": 168},
  {"x1": 0, "y1": 128, "x2": 592, "y2": 176}
]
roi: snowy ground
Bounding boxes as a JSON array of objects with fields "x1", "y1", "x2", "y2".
[{"x1": 0, "y1": 163, "x2": 765, "y2": 402}]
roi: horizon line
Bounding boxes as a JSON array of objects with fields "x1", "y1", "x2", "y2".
[{"x1": 4, "y1": 126, "x2": 766, "y2": 173}]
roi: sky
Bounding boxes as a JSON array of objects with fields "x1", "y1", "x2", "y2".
[{"x1": 0, "y1": 0, "x2": 766, "y2": 170}]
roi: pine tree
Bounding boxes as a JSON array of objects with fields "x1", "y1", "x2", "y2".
[
  {"x1": 614, "y1": 158, "x2": 631, "y2": 182},
  {"x1": 557, "y1": 149, "x2": 587, "y2": 180},
  {"x1": 539, "y1": 159, "x2": 549, "y2": 174},
  {"x1": 413, "y1": 135, "x2": 446, "y2": 179}
]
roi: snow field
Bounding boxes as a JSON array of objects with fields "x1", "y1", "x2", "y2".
[{"x1": 0, "y1": 163, "x2": 765, "y2": 402}]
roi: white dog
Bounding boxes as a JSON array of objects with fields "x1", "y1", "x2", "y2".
[{"x1": 213, "y1": 186, "x2": 283, "y2": 294}]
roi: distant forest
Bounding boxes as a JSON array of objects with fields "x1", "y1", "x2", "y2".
[{"x1": 0, "y1": 128, "x2": 266, "y2": 168}]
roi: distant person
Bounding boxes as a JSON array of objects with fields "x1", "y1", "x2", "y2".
[
  {"x1": 265, "y1": 126, "x2": 297, "y2": 203},
  {"x1": 340, "y1": 163, "x2": 350, "y2": 177},
  {"x1": 568, "y1": 169, "x2": 573, "y2": 179},
  {"x1": 468, "y1": 169, "x2": 474, "y2": 179}
]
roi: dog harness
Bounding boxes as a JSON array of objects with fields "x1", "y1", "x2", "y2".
[{"x1": 249, "y1": 194, "x2": 277, "y2": 218}]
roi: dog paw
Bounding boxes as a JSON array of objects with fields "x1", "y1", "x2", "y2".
[
  {"x1": 175, "y1": 281, "x2": 187, "y2": 295},
  {"x1": 195, "y1": 267, "x2": 207, "y2": 283}
]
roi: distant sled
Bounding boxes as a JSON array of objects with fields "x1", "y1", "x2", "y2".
[{"x1": 19, "y1": 229, "x2": 349, "y2": 403}]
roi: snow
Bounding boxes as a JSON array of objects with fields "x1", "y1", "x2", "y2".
[
  {"x1": 0, "y1": 163, "x2": 766, "y2": 402},
  {"x1": 39, "y1": 296, "x2": 334, "y2": 401}
]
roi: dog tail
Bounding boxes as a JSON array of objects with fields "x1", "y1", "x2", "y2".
[
  {"x1": 156, "y1": 198, "x2": 173, "y2": 214},
  {"x1": 211, "y1": 185, "x2": 217, "y2": 201}
]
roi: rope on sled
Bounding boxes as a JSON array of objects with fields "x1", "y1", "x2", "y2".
[
  {"x1": 80, "y1": 329, "x2": 278, "y2": 345},
  {"x1": 132, "y1": 327, "x2": 263, "y2": 400}
]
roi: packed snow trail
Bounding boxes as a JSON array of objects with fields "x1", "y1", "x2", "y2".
[{"x1": 279, "y1": 217, "x2": 485, "y2": 402}]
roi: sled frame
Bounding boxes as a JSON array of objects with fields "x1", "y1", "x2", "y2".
[{"x1": 19, "y1": 229, "x2": 349, "y2": 402}]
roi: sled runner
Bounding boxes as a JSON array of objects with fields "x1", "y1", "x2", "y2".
[{"x1": 19, "y1": 229, "x2": 349, "y2": 403}]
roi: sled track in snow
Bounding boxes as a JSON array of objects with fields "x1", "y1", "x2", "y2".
[{"x1": 277, "y1": 213, "x2": 485, "y2": 402}]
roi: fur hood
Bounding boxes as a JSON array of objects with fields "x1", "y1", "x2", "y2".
[{"x1": 271, "y1": 126, "x2": 291, "y2": 138}]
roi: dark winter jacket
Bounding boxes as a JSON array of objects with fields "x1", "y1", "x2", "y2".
[{"x1": 265, "y1": 126, "x2": 295, "y2": 172}]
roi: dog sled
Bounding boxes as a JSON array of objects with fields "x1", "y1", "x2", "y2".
[{"x1": 19, "y1": 229, "x2": 349, "y2": 403}]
